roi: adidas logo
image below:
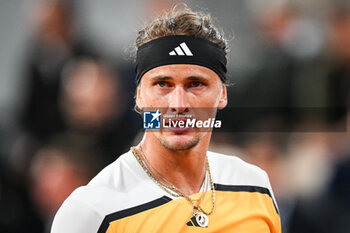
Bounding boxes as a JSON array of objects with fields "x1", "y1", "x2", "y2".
[{"x1": 169, "y1": 42, "x2": 193, "y2": 56}]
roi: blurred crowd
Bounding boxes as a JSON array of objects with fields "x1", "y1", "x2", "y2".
[{"x1": 0, "y1": 0, "x2": 349, "y2": 232}]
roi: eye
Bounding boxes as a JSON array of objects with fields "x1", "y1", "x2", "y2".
[
  {"x1": 189, "y1": 81, "x2": 205, "y2": 88},
  {"x1": 156, "y1": 81, "x2": 167, "y2": 88}
]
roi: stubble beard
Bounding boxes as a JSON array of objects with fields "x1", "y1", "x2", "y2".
[{"x1": 155, "y1": 133, "x2": 205, "y2": 151}]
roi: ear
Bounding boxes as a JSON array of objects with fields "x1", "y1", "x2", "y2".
[
  {"x1": 135, "y1": 85, "x2": 143, "y2": 110},
  {"x1": 217, "y1": 85, "x2": 227, "y2": 110}
]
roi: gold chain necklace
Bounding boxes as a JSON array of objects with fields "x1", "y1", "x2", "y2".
[
  {"x1": 130, "y1": 146, "x2": 216, "y2": 227},
  {"x1": 138, "y1": 145, "x2": 208, "y2": 202}
]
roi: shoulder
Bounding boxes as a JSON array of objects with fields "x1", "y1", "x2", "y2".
[
  {"x1": 51, "y1": 186, "x2": 104, "y2": 233},
  {"x1": 207, "y1": 150, "x2": 269, "y2": 188},
  {"x1": 207, "y1": 150, "x2": 279, "y2": 213}
]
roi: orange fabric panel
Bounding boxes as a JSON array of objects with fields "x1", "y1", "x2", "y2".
[{"x1": 106, "y1": 191, "x2": 281, "y2": 233}]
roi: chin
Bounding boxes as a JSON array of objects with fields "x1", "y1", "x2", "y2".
[{"x1": 156, "y1": 132, "x2": 203, "y2": 151}]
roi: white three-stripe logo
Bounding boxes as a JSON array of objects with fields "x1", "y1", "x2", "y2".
[{"x1": 169, "y1": 42, "x2": 193, "y2": 56}]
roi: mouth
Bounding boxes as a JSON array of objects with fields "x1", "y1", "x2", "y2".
[
  {"x1": 163, "y1": 118, "x2": 191, "y2": 133},
  {"x1": 168, "y1": 127, "x2": 191, "y2": 133}
]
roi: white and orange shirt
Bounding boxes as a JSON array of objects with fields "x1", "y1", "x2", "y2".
[{"x1": 51, "y1": 150, "x2": 281, "y2": 233}]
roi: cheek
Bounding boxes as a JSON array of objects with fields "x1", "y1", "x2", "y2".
[
  {"x1": 141, "y1": 89, "x2": 168, "y2": 107},
  {"x1": 194, "y1": 89, "x2": 222, "y2": 107}
]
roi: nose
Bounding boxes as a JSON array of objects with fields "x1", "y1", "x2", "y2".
[{"x1": 169, "y1": 86, "x2": 190, "y2": 113}]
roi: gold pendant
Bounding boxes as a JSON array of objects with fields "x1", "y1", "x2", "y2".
[{"x1": 193, "y1": 211, "x2": 209, "y2": 228}]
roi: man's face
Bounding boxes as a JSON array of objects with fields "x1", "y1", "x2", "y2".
[{"x1": 137, "y1": 64, "x2": 227, "y2": 150}]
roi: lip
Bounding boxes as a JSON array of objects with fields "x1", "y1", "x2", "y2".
[
  {"x1": 167, "y1": 127, "x2": 190, "y2": 133},
  {"x1": 167, "y1": 126, "x2": 191, "y2": 133},
  {"x1": 163, "y1": 118, "x2": 191, "y2": 133},
  {"x1": 163, "y1": 118, "x2": 188, "y2": 124}
]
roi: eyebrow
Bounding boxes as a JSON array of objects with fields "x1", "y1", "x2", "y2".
[
  {"x1": 149, "y1": 76, "x2": 209, "y2": 82},
  {"x1": 187, "y1": 76, "x2": 209, "y2": 82},
  {"x1": 149, "y1": 76, "x2": 172, "y2": 81}
]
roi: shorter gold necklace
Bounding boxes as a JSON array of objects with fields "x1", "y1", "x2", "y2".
[
  {"x1": 130, "y1": 146, "x2": 215, "y2": 228},
  {"x1": 139, "y1": 145, "x2": 208, "y2": 202}
]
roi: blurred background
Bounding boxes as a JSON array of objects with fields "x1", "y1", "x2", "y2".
[{"x1": 0, "y1": 0, "x2": 349, "y2": 232}]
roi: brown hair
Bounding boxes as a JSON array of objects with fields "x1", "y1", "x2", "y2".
[{"x1": 135, "y1": 4, "x2": 229, "y2": 54}]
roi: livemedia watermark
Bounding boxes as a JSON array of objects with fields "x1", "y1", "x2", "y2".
[{"x1": 141, "y1": 107, "x2": 347, "y2": 132}]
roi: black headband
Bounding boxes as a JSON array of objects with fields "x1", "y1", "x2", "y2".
[{"x1": 135, "y1": 35, "x2": 227, "y2": 84}]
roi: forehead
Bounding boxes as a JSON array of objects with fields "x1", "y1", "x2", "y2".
[{"x1": 142, "y1": 64, "x2": 220, "y2": 81}]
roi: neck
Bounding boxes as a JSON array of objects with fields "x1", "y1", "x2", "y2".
[{"x1": 137, "y1": 132, "x2": 212, "y2": 195}]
